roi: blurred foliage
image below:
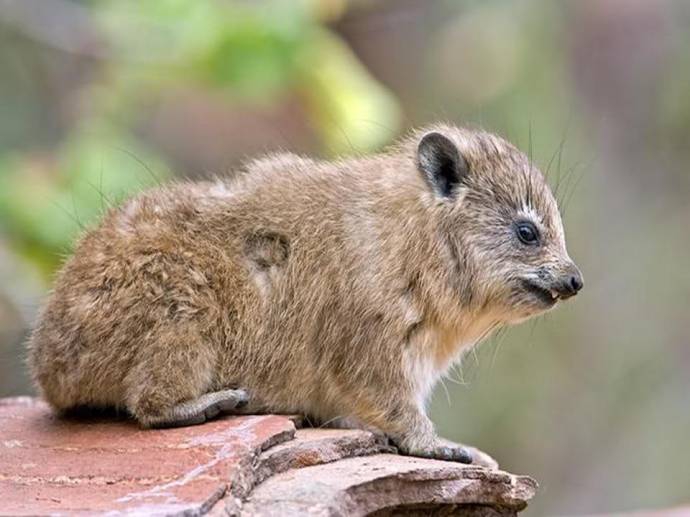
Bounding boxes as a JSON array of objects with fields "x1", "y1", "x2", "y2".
[
  {"x1": 0, "y1": 131, "x2": 167, "y2": 271},
  {"x1": 0, "y1": 0, "x2": 400, "y2": 274}
]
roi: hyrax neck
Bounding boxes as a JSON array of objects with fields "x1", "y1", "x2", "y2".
[
  {"x1": 403, "y1": 309, "x2": 501, "y2": 408},
  {"x1": 364, "y1": 167, "x2": 501, "y2": 403}
]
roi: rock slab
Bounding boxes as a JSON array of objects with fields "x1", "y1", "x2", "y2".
[{"x1": 0, "y1": 397, "x2": 537, "y2": 516}]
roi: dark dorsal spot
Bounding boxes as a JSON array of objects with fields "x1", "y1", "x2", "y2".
[{"x1": 244, "y1": 231, "x2": 290, "y2": 270}]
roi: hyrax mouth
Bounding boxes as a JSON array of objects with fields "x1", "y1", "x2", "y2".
[{"x1": 521, "y1": 280, "x2": 558, "y2": 307}]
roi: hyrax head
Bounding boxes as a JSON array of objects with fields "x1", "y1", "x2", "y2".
[{"x1": 415, "y1": 125, "x2": 583, "y2": 322}]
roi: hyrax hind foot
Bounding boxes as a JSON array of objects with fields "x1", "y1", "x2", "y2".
[{"x1": 143, "y1": 389, "x2": 249, "y2": 428}]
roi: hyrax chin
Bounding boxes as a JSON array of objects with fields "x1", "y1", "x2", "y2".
[{"x1": 28, "y1": 124, "x2": 582, "y2": 466}]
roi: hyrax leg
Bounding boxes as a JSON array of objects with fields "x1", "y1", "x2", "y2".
[
  {"x1": 363, "y1": 398, "x2": 497, "y2": 468},
  {"x1": 389, "y1": 405, "x2": 473, "y2": 464},
  {"x1": 124, "y1": 323, "x2": 247, "y2": 428}
]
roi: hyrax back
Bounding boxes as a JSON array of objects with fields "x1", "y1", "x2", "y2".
[{"x1": 28, "y1": 125, "x2": 582, "y2": 464}]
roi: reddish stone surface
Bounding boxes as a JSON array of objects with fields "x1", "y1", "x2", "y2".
[
  {"x1": 1, "y1": 397, "x2": 539, "y2": 516},
  {"x1": 0, "y1": 397, "x2": 295, "y2": 516}
]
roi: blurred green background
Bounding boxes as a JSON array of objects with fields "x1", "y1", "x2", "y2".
[{"x1": 1, "y1": 1, "x2": 688, "y2": 514}]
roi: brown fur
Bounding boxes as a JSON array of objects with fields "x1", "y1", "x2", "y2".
[{"x1": 27, "y1": 124, "x2": 581, "y2": 464}]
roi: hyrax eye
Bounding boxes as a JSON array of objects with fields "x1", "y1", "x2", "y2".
[{"x1": 515, "y1": 221, "x2": 540, "y2": 245}]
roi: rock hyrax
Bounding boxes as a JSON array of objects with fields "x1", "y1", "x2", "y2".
[{"x1": 28, "y1": 124, "x2": 583, "y2": 465}]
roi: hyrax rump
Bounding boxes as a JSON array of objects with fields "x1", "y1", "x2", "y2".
[{"x1": 28, "y1": 124, "x2": 582, "y2": 465}]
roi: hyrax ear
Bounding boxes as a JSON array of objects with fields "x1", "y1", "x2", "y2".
[{"x1": 417, "y1": 132, "x2": 469, "y2": 200}]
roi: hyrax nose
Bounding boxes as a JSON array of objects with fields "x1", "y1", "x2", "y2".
[{"x1": 554, "y1": 268, "x2": 583, "y2": 299}]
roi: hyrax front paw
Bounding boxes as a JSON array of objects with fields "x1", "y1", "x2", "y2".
[
  {"x1": 397, "y1": 437, "x2": 472, "y2": 464},
  {"x1": 463, "y1": 444, "x2": 499, "y2": 469},
  {"x1": 396, "y1": 437, "x2": 499, "y2": 468}
]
